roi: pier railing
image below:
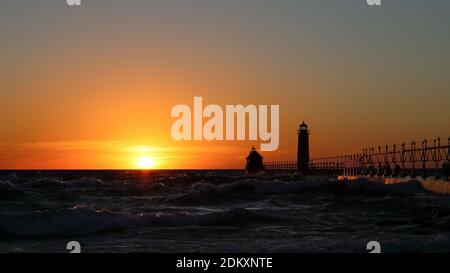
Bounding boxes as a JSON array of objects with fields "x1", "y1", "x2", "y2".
[
  {"x1": 265, "y1": 137, "x2": 450, "y2": 179},
  {"x1": 264, "y1": 161, "x2": 297, "y2": 172}
]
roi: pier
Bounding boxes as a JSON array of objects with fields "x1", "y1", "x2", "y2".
[{"x1": 264, "y1": 122, "x2": 450, "y2": 181}]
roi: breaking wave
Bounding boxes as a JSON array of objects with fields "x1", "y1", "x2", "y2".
[
  {"x1": 341, "y1": 177, "x2": 425, "y2": 195},
  {"x1": 166, "y1": 178, "x2": 341, "y2": 205},
  {"x1": 0, "y1": 180, "x2": 25, "y2": 199},
  {"x1": 0, "y1": 206, "x2": 284, "y2": 238},
  {"x1": 192, "y1": 179, "x2": 337, "y2": 194},
  {"x1": 23, "y1": 177, "x2": 103, "y2": 189}
]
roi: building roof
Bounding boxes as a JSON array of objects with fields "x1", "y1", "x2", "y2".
[{"x1": 246, "y1": 146, "x2": 263, "y2": 160}]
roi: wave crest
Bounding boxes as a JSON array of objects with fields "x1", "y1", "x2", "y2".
[
  {"x1": 0, "y1": 180, "x2": 25, "y2": 199},
  {"x1": 342, "y1": 177, "x2": 425, "y2": 195},
  {"x1": 0, "y1": 207, "x2": 283, "y2": 238}
]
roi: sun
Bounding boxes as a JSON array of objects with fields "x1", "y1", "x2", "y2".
[{"x1": 137, "y1": 156, "x2": 156, "y2": 169}]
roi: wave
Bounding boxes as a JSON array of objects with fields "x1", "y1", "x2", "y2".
[
  {"x1": 23, "y1": 177, "x2": 103, "y2": 189},
  {"x1": 0, "y1": 207, "x2": 284, "y2": 238},
  {"x1": 341, "y1": 177, "x2": 425, "y2": 195},
  {"x1": 66, "y1": 177, "x2": 104, "y2": 187},
  {"x1": 166, "y1": 178, "x2": 340, "y2": 205},
  {"x1": 140, "y1": 207, "x2": 286, "y2": 227},
  {"x1": 23, "y1": 177, "x2": 65, "y2": 189},
  {"x1": 0, "y1": 207, "x2": 130, "y2": 238},
  {"x1": 0, "y1": 180, "x2": 25, "y2": 199},
  {"x1": 8, "y1": 173, "x2": 19, "y2": 182},
  {"x1": 192, "y1": 178, "x2": 338, "y2": 194}
]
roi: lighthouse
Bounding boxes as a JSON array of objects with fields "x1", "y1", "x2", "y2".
[
  {"x1": 245, "y1": 146, "x2": 264, "y2": 174},
  {"x1": 297, "y1": 121, "x2": 310, "y2": 174}
]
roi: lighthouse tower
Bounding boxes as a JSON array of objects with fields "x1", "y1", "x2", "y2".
[{"x1": 297, "y1": 121, "x2": 310, "y2": 174}]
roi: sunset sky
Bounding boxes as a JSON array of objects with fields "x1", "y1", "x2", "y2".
[{"x1": 1, "y1": 0, "x2": 449, "y2": 169}]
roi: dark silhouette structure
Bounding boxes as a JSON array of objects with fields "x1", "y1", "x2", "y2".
[
  {"x1": 265, "y1": 125, "x2": 449, "y2": 180},
  {"x1": 393, "y1": 164, "x2": 401, "y2": 177},
  {"x1": 443, "y1": 161, "x2": 449, "y2": 180},
  {"x1": 384, "y1": 162, "x2": 392, "y2": 176},
  {"x1": 245, "y1": 146, "x2": 264, "y2": 174},
  {"x1": 297, "y1": 122, "x2": 310, "y2": 174},
  {"x1": 377, "y1": 163, "x2": 383, "y2": 176}
]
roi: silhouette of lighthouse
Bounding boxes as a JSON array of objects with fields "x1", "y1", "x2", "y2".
[{"x1": 297, "y1": 121, "x2": 310, "y2": 174}]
